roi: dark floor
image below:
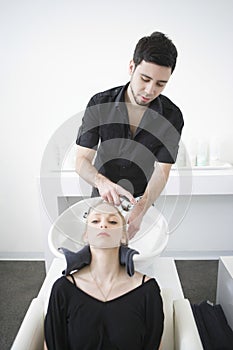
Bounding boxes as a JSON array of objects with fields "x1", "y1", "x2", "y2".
[
  {"x1": 0, "y1": 261, "x2": 46, "y2": 350},
  {"x1": 0, "y1": 260, "x2": 218, "y2": 350},
  {"x1": 175, "y1": 260, "x2": 219, "y2": 304}
]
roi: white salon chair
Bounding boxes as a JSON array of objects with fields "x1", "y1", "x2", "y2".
[{"x1": 12, "y1": 199, "x2": 203, "y2": 350}]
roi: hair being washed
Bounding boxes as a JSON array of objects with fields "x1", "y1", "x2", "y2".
[{"x1": 133, "y1": 31, "x2": 178, "y2": 73}]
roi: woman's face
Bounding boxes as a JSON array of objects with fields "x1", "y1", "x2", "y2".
[{"x1": 85, "y1": 203, "x2": 126, "y2": 248}]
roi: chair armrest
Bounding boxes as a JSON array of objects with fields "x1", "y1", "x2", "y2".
[
  {"x1": 12, "y1": 259, "x2": 65, "y2": 350},
  {"x1": 11, "y1": 298, "x2": 44, "y2": 350},
  {"x1": 160, "y1": 288, "x2": 174, "y2": 350},
  {"x1": 38, "y1": 257, "x2": 66, "y2": 312},
  {"x1": 173, "y1": 299, "x2": 203, "y2": 350}
]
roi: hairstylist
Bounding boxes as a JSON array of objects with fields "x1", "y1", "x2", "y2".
[{"x1": 76, "y1": 32, "x2": 184, "y2": 237}]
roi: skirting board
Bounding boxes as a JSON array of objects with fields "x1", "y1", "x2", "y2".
[
  {"x1": 0, "y1": 250, "x2": 232, "y2": 261},
  {"x1": 0, "y1": 251, "x2": 45, "y2": 260}
]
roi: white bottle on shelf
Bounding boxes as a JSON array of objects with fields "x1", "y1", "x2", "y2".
[
  {"x1": 196, "y1": 139, "x2": 209, "y2": 166},
  {"x1": 176, "y1": 142, "x2": 186, "y2": 167},
  {"x1": 209, "y1": 137, "x2": 221, "y2": 166},
  {"x1": 186, "y1": 138, "x2": 197, "y2": 168}
]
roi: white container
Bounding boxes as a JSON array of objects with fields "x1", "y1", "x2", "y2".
[
  {"x1": 209, "y1": 138, "x2": 221, "y2": 166},
  {"x1": 197, "y1": 139, "x2": 209, "y2": 166},
  {"x1": 186, "y1": 138, "x2": 198, "y2": 167},
  {"x1": 176, "y1": 142, "x2": 186, "y2": 167}
]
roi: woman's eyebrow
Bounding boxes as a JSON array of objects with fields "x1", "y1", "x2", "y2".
[
  {"x1": 106, "y1": 213, "x2": 119, "y2": 218},
  {"x1": 91, "y1": 212, "x2": 118, "y2": 218}
]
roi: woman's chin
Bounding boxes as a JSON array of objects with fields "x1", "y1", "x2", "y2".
[{"x1": 89, "y1": 241, "x2": 121, "y2": 249}]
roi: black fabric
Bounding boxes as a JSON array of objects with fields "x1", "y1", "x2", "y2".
[
  {"x1": 142, "y1": 274, "x2": 146, "y2": 284},
  {"x1": 60, "y1": 245, "x2": 139, "y2": 277},
  {"x1": 76, "y1": 83, "x2": 184, "y2": 197},
  {"x1": 191, "y1": 301, "x2": 233, "y2": 350},
  {"x1": 44, "y1": 276, "x2": 164, "y2": 350},
  {"x1": 69, "y1": 273, "x2": 76, "y2": 286},
  {"x1": 60, "y1": 246, "x2": 91, "y2": 275}
]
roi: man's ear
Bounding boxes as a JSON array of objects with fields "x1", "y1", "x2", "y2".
[{"x1": 129, "y1": 59, "x2": 135, "y2": 75}]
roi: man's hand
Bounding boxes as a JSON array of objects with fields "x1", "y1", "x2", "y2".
[
  {"x1": 95, "y1": 173, "x2": 136, "y2": 206},
  {"x1": 126, "y1": 162, "x2": 172, "y2": 238},
  {"x1": 126, "y1": 201, "x2": 147, "y2": 239}
]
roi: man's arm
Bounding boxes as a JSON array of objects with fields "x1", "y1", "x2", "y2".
[
  {"x1": 75, "y1": 145, "x2": 136, "y2": 206},
  {"x1": 75, "y1": 145, "x2": 98, "y2": 187},
  {"x1": 127, "y1": 162, "x2": 172, "y2": 237}
]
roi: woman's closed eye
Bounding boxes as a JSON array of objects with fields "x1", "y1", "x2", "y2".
[
  {"x1": 91, "y1": 219, "x2": 99, "y2": 224},
  {"x1": 90, "y1": 219, "x2": 118, "y2": 224},
  {"x1": 109, "y1": 220, "x2": 118, "y2": 224}
]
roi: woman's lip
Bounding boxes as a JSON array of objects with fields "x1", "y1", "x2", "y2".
[{"x1": 97, "y1": 232, "x2": 110, "y2": 237}]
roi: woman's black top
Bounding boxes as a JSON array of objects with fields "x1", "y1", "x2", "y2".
[{"x1": 44, "y1": 275, "x2": 164, "y2": 350}]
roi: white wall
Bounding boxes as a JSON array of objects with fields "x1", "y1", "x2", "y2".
[{"x1": 1, "y1": 0, "x2": 233, "y2": 258}]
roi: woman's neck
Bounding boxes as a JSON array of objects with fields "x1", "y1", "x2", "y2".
[{"x1": 89, "y1": 247, "x2": 121, "y2": 282}]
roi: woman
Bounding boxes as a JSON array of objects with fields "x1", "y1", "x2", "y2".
[{"x1": 44, "y1": 200, "x2": 164, "y2": 349}]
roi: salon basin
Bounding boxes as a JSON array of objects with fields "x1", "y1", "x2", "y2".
[
  {"x1": 129, "y1": 204, "x2": 168, "y2": 269},
  {"x1": 48, "y1": 197, "x2": 169, "y2": 269}
]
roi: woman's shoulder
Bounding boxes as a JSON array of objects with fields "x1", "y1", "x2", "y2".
[
  {"x1": 50, "y1": 275, "x2": 72, "y2": 294},
  {"x1": 53, "y1": 265, "x2": 89, "y2": 286},
  {"x1": 134, "y1": 272, "x2": 161, "y2": 292},
  {"x1": 133, "y1": 271, "x2": 153, "y2": 283}
]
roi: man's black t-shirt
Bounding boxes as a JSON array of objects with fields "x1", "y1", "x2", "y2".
[{"x1": 76, "y1": 83, "x2": 184, "y2": 196}]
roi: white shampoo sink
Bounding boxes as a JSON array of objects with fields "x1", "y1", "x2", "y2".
[{"x1": 48, "y1": 197, "x2": 169, "y2": 270}]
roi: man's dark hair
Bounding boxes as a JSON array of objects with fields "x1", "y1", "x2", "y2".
[{"x1": 133, "y1": 31, "x2": 178, "y2": 73}]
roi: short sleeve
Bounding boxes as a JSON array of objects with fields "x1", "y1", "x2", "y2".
[
  {"x1": 156, "y1": 134, "x2": 181, "y2": 164},
  {"x1": 44, "y1": 278, "x2": 69, "y2": 350},
  {"x1": 76, "y1": 97, "x2": 100, "y2": 150},
  {"x1": 156, "y1": 100, "x2": 184, "y2": 164},
  {"x1": 143, "y1": 280, "x2": 164, "y2": 350}
]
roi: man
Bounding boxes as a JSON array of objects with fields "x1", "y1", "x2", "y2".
[{"x1": 75, "y1": 32, "x2": 184, "y2": 237}]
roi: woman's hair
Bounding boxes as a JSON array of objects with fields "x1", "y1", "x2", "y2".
[
  {"x1": 133, "y1": 31, "x2": 178, "y2": 73},
  {"x1": 84, "y1": 200, "x2": 128, "y2": 245}
]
